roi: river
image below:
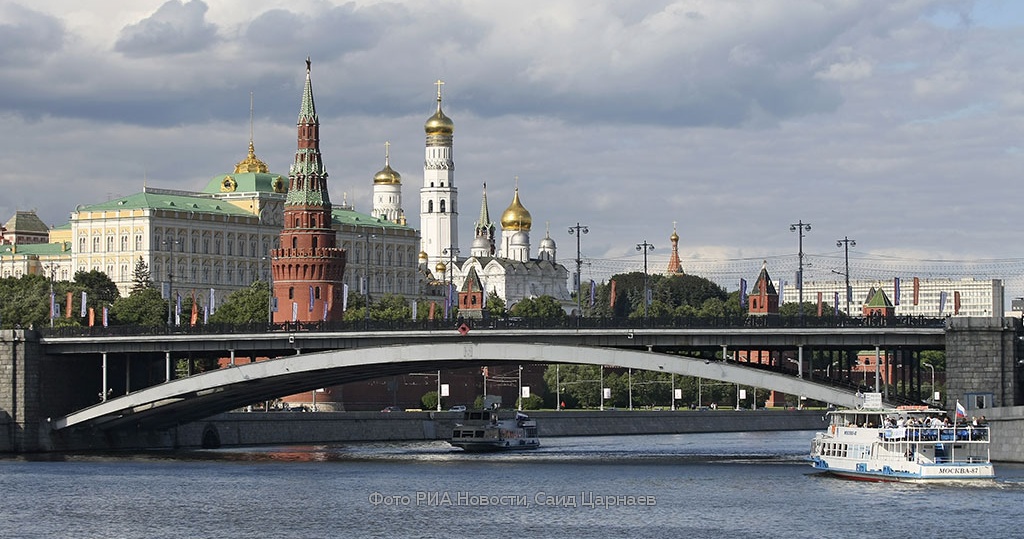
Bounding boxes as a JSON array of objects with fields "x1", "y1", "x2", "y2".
[{"x1": 2, "y1": 431, "x2": 1021, "y2": 538}]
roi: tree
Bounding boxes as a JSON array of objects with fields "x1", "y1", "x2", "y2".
[
  {"x1": 129, "y1": 257, "x2": 153, "y2": 294},
  {"x1": 74, "y1": 270, "x2": 120, "y2": 306},
  {"x1": 110, "y1": 287, "x2": 167, "y2": 326},
  {"x1": 374, "y1": 293, "x2": 412, "y2": 322},
  {"x1": 485, "y1": 291, "x2": 506, "y2": 319},
  {"x1": 543, "y1": 364, "x2": 603, "y2": 408},
  {"x1": 510, "y1": 295, "x2": 566, "y2": 322},
  {"x1": 421, "y1": 390, "x2": 442, "y2": 410},
  {"x1": 209, "y1": 281, "x2": 269, "y2": 324}
]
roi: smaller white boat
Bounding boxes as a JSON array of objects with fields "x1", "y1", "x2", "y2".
[
  {"x1": 450, "y1": 410, "x2": 540, "y2": 452},
  {"x1": 809, "y1": 394, "x2": 994, "y2": 482}
]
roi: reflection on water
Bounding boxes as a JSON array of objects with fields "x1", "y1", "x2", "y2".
[{"x1": 2, "y1": 431, "x2": 1023, "y2": 539}]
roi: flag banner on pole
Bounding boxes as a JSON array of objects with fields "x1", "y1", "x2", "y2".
[
  {"x1": 796, "y1": 270, "x2": 801, "y2": 289},
  {"x1": 80, "y1": 291, "x2": 87, "y2": 317},
  {"x1": 102, "y1": 306, "x2": 108, "y2": 327},
  {"x1": 893, "y1": 277, "x2": 901, "y2": 306},
  {"x1": 209, "y1": 288, "x2": 216, "y2": 314},
  {"x1": 204, "y1": 305, "x2": 209, "y2": 324},
  {"x1": 913, "y1": 277, "x2": 920, "y2": 305},
  {"x1": 834, "y1": 292, "x2": 839, "y2": 316},
  {"x1": 342, "y1": 283, "x2": 349, "y2": 312},
  {"x1": 609, "y1": 279, "x2": 617, "y2": 308},
  {"x1": 190, "y1": 291, "x2": 198, "y2": 326},
  {"x1": 175, "y1": 293, "x2": 181, "y2": 325},
  {"x1": 66, "y1": 292, "x2": 72, "y2": 318},
  {"x1": 162, "y1": 282, "x2": 169, "y2": 300},
  {"x1": 50, "y1": 292, "x2": 56, "y2": 319},
  {"x1": 323, "y1": 297, "x2": 328, "y2": 321},
  {"x1": 429, "y1": 301, "x2": 436, "y2": 321},
  {"x1": 938, "y1": 291, "x2": 947, "y2": 315},
  {"x1": 589, "y1": 280, "x2": 596, "y2": 307},
  {"x1": 291, "y1": 301, "x2": 298, "y2": 322},
  {"x1": 88, "y1": 307, "x2": 95, "y2": 327},
  {"x1": 778, "y1": 281, "x2": 785, "y2": 305},
  {"x1": 739, "y1": 278, "x2": 747, "y2": 308},
  {"x1": 309, "y1": 286, "x2": 315, "y2": 312},
  {"x1": 954, "y1": 291, "x2": 961, "y2": 315},
  {"x1": 412, "y1": 300, "x2": 418, "y2": 321},
  {"x1": 817, "y1": 292, "x2": 823, "y2": 317}
]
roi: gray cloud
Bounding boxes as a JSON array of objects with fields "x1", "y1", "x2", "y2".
[
  {"x1": 114, "y1": 0, "x2": 218, "y2": 57},
  {"x1": 0, "y1": 3, "x2": 64, "y2": 65}
]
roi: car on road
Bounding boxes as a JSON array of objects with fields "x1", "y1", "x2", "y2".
[
  {"x1": 380, "y1": 406, "x2": 402, "y2": 413},
  {"x1": 448, "y1": 405, "x2": 467, "y2": 412}
]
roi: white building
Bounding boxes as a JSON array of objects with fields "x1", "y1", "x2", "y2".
[{"x1": 784, "y1": 277, "x2": 1003, "y2": 318}]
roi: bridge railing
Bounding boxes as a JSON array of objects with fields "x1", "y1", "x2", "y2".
[{"x1": 37, "y1": 314, "x2": 947, "y2": 338}]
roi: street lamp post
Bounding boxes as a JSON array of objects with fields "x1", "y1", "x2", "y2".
[
  {"x1": 836, "y1": 236, "x2": 856, "y2": 316},
  {"x1": 568, "y1": 223, "x2": 589, "y2": 326},
  {"x1": 43, "y1": 263, "x2": 57, "y2": 327},
  {"x1": 359, "y1": 232, "x2": 377, "y2": 329},
  {"x1": 789, "y1": 221, "x2": 811, "y2": 323},
  {"x1": 636, "y1": 241, "x2": 655, "y2": 322},
  {"x1": 162, "y1": 238, "x2": 180, "y2": 327},
  {"x1": 442, "y1": 246, "x2": 460, "y2": 321},
  {"x1": 923, "y1": 362, "x2": 935, "y2": 402}
]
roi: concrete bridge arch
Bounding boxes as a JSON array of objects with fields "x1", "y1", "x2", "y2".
[{"x1": 55, "y1": 342, "x2": 862, "y2": 432}]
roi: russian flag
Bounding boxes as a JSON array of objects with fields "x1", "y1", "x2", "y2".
[{"x1": 955, "y1": 400, "x2": 966, "y2": 419}]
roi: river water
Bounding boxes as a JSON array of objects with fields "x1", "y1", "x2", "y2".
[{"x1": 3, "y1": 431, "x2": 1022, "y2": 538}]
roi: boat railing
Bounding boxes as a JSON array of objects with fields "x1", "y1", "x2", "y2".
[{"x1": 880, "y1": 425, "x2": 988, "y2": 442}]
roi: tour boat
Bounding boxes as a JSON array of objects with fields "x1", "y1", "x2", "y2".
[
  {"x1": 449, "y1": 409, "x2": 540, "y2": 452},
  {"x1": 809, "y1": 394, "x2": 994, "y2": 481}
]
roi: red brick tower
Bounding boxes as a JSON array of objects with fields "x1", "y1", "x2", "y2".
[{"x1": 271, "y1": 58, "x2": 346, "y2": 323}]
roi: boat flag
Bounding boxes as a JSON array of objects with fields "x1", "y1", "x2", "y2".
[{"x1": 956, "y1": 400, "x2": 966, "y2": 419}]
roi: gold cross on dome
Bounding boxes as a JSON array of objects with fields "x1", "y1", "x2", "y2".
[{"x1": 434, "y1": 79, "x2": 445, "y2": 99}]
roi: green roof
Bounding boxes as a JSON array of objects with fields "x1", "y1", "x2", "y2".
[
  {"x1": 866, "y1": 288, "x2": 894, "y2": 308},
  {"x1": 0, "y1": 242, "x2": 69, "y2": 258},
  {"x1": 201, "y1": 172, "x2": 287, "y2": 195},
  {"x1": 4, "y1": 211, "x2": 49, "y2": 233},
  {"x1": 77, "y1": 190, "x2": 254, "y2": 217},
  {"x1": 331, "y1": 207, "x2": 412, "y2": 231}
]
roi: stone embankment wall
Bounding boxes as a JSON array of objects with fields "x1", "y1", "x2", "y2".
[
  {"x1": 985, "y1": 405, "x2": 1024, "y2": 462},
  {"x1": 165, "y1": 409, "x2": 827, "y2": 451}
]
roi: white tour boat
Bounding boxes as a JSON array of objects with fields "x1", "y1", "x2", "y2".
[
  {"x1": 809, "y1": 394, "x2": 994, "y2": 481},
  {"x1": 450, "y1": 409, "x2": 540, "y2": 452}
]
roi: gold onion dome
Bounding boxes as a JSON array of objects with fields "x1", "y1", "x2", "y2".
[
  {"x1": 670, "y1": 229, "x2": 679, "y2": 242},
  {"x1": 234, "y1": 141, "x2": 269, "y2": 174},
  {"x1": 425, "y1": 108, "x2": 454, "y2": 135},
  {"x1": 374, "y1": 142, "x2": 401, "y2": 184},
  {"x1": 500, "y1": 188, "x2": 532, "y2": 231},
  {"x1": 419, "y1": 250, "x2": 428, "y2": 261},
  {"x1": 435, "y1": 261, "x2": 447, "y2": 273}
]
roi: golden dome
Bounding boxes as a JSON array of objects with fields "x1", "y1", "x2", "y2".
[
  {"x1": 500, "y1": 187, "x2": 532, "y2": 231},
  {"x1": 425, "y1": 79, "x2": 454, "y2": 135},
  {"x1": 373, "y1": 142, "x2": 401, "y2": 184},
  {"x1": 418, "y1": 250, "x2": 428, "y2": 261},
  {"x1": 670, "y1": 230, "x2": 679, "y2": 242},
  {"x1": 425, "y1": 109, "x2": 454, "y2": 135},
  {"x1": 435, "y1": 261, "x2": 447, "y2": 273},
  {"x1": 234, "y1": 141, "x2": 269, "y2": 174}
]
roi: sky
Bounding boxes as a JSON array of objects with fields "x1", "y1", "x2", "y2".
[{"x1": 3, "y1": 0, "x2": 1024, "y2": 295}]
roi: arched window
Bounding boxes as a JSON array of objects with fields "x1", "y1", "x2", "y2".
[
  {"x1": 288, "y1": 287, "x2": 294, "y2": 300},
  {"x1": 440, "y1": 200, "x2": 446, "y2": 213},
  {"x1": 427, "y1": 200, "x2": 433, "y2": 213}
]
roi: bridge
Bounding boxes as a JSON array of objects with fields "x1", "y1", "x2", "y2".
[
  {"x1": 3, "y1": 316, "x2": 1020, "y2": 453},
  {"x1": 41, "y1": 324, "x2": 948, "y2": 431},
  {"x1": 54, "y1": 341, "x2": 875, "y2": 431}
]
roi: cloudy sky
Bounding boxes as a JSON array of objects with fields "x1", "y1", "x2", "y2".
[{"x1": 3, "y1": 0, "x2": 1024, "y2": 293}]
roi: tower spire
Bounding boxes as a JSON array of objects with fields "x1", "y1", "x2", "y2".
[{"x1": 666, "y1": 221, "x2": 683, "y2": 274}]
